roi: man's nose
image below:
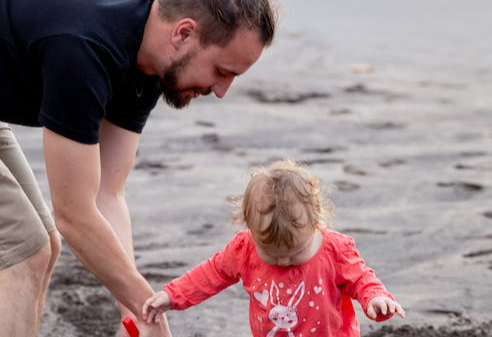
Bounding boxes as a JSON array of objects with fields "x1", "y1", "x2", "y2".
[{"x1": 212, "y1": 76, "x2": 234, "y2": 98}]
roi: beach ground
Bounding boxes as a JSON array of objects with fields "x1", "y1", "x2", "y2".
[{"x1": 27, "y1": 0, "x2": 492, "y2": 336}]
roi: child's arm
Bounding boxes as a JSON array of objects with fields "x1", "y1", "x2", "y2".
[
  {"x1": 334, "y1": 234, "x2": 404, "y2": 322},
  {"x1": 366, "y1": 296, "x2": 405, "y2": 321},
  {"x1": 142, "y1": 232, "x2": 247, "y2": 321},
  {"x1": 142, "y1": 290, "x2": 171, "y2": 323}
]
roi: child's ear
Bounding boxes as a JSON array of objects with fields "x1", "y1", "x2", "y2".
[{"x1": 170, "y1": 18, "x2": 197, "y2": 48}]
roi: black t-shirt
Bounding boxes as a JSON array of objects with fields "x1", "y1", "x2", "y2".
[{"x1": 0, "y1": 0, "x2": 162, "y2": 144}]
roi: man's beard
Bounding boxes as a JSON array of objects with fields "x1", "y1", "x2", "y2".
[{"x1": 160, "y1": 51, "x2": 196, "y2": 109}]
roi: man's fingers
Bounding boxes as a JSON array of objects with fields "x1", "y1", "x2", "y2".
[{"x1": 142, "y1": 298, "x2": 150, "y2": 316}]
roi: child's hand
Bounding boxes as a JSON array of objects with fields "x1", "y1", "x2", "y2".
[
  {"x1": 366, "y1": 296, "x2": 405, "y2": 321},
  {"x1": 143, "y1": 290, "x2": 172, "y2": 324}
]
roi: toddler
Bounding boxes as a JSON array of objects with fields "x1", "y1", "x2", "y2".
[{"x1": 143, "y1": 159, "x2": 405, "y2": 336}]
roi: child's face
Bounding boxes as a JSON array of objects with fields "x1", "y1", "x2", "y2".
[{"x1": 254, "y1": 228, "x2": 319, "y2": 267}]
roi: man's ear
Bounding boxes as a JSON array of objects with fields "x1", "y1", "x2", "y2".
[{"x1": 170, "y1": 18, "x2": 198, "y2": 48}]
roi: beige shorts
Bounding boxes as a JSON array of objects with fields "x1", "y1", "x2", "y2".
[{"x1": 0, "y1": 122, "x2": 55, "y2": 270}]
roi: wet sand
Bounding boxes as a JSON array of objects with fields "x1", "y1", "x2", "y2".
[{"x1": 25, "y1": 0, "x2": 492, "y2": 336}]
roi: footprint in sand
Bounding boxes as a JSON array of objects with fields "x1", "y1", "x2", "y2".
[
  {"x1": 143, "y1": 261, "x2": 188, "y2": 269},
  {"x1": 187, "y1": 223, "x2": 215, "y2": 235},
  {"x1": 302, "y1": 146, "x2": 346, "y2": 154},
  {"x1": 134, "y1": 159, "x2": 168, "y2": 170},
  {"x1": 378, "y1": 158, "x2": 406, "y2": 168},
  {"x1": 365, "y1": 121, "x2": 406, "y2": 130},
  {"x1": 436, "y1": 181, "x2": 484, "y2": 199},
  {"x1": 458, "y1": 150, "x2": 488, "y2": 158},
  {"x1": 483, "y1": 211, "x2": 492, "y2": 219},
  {"x1": 330, "y1": 107, "x2": 352, "y2": 115},
  {"x1": 50, "y1": 264, "x2": 101, "y2": 288},
  {"x1": 343, "y1": 165, "x2": 368, "y2": 176},
  {"x1": 455, "y1": 163, "x2": 492, "y2": 171},
  {"x1": 462, "y1": 249, "x2": 492, "y2": 259},
  {"x1": 334, "y1": 180, "x2": 360, "y2": 192},
  {"x1": 341, "y1": 228, "x2": 387, "y2": 235},
  {"x1": 195, "y1": 120, "x2": 216, "y2": 128},
  {"x1": 302, "y1": 158, "x2": 344, "y2": 166},
  {"x1": 246, "y1": 89, "x2": 330, "y2": 104},
  {"x1": 201, "y1": 132, "x2": 220, "y2": 144},
  {"x1": 462, "y1": 249, "x2": 492, "y2": 270},
  {"x1": 141, "y1": 272, "x2": 179, "y2": 283},
  {"x1": 59, "y1": 289, "x2": 120, "y2": 336}
]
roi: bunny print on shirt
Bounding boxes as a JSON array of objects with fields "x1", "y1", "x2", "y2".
[{"x1": 266, "y1": 280, "x2": 305, "y2": 337}]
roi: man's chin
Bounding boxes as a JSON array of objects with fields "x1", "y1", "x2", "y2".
[{"x1": 162, "y1": 94, "x2": 193, "y2": 109}]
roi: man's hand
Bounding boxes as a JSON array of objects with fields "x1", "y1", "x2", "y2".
[
  {"x1": 366, "y1": 296, "x2": 405, "y2": 320},
  {"x1": 136, "y1": 318, "x2": 173, "y2": 337}
]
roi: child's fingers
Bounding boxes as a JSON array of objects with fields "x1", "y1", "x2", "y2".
[
  {"x1": 380, "y1": 301, "x2": 389, "y2": 315},
  {"x1": 395, "y1": 303, "x2": 406, "y2": 318},
  {"x1": 367, "y1": 297, "x2": 406, "y2": 320},
  {"x1": 150, "y1": 294, "x2": 168, "y2": 308},
  {"x1": 153, "y1": 312, "x2": 163, "y2": 324},
  {"x1": 385, "y1": 298, "x2": 396, "y2": 315},
  {"x1": 386, "y1": 299, "x2": 406, "y2": 319},
  {"x1": 373, "y1": 298, "x2": 388, "y2": 315},
  {"x1": 147, "y1": 309, "x2": 157, "y2": 324},
  {"x1": 143, "y1": 296, "x2": 157, "y2": 317},
  {"x1": 366, "y1": 304, "x2": 377, "y2": 319}
]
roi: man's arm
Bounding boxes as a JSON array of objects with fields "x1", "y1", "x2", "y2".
[
  {"x1": 42, "y1": 126, "x2": 152, "y2": 319},
  {"x1": 97, "y1": 120, "x2": 138, "y2": 271},
  {"x1": 96, "y1": 120, "x2": 171, "y2": 333}
]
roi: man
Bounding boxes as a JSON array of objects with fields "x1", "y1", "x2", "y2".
[{"x1": 0, "y1": 0, "x2": 276, "y2": 335}]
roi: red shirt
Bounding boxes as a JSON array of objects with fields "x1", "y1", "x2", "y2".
[{"x1": 164, "y1": 230, "x2": 395, "y2": 336}]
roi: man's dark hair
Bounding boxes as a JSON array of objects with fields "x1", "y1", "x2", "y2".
[{"x1": 157, "y1": 0, "x2": 276, "y2": 47}]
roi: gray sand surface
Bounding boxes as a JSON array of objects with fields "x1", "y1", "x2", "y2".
[{"x1": 20, "y1": 0, "x2": 492, "y2": 336}]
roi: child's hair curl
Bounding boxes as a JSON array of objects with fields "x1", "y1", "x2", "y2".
[{"x1": 233, "y1": 159, "x2": 333, "y2": 249}]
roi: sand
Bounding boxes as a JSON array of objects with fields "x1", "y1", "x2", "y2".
[{"x1": 17, "y1": 0, "x2": 492, "y2": 336}]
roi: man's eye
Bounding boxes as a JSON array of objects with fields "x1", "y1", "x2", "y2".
[{"x1": 216, "y1": 70, "x2": 226, "y2": 78}]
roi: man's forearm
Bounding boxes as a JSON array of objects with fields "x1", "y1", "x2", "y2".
[
  {"x1": 43, "y1": 127, "x2": 160, "y2": 323},
  {"x1": 56, "y1": 211, "x2": 152, "y2": 318},
  {"x1": 96, "y1": 191, "x2": 135, "y2": 263}
]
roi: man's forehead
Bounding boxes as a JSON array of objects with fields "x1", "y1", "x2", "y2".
[{"x1": 208, "y1": 28, "x2": 263, "y2": 75}]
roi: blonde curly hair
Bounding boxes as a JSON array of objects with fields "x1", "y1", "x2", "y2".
[{"x1": 234, "y1": 159, "x2": 332, "y2": 249}]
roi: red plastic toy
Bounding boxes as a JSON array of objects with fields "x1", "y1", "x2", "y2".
[{"x1": 122, "y1": 317, "x2": 139, "y2": 337}]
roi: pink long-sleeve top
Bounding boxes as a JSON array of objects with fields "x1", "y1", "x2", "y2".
[{"x1": 164, "y1": 230, "x2": 395, "y2": 336}]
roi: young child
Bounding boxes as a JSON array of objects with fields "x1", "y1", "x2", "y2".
[{"x1": 143, "y1": 159, "x2": 405, "y2": 336}]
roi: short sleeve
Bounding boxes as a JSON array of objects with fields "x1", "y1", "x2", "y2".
[
  {"x1": 105, "y1": 68, "x2": 161, "y2": 134},
  {"x1": 36, "y1": 35, "x2": 113, "y2": 144}
]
